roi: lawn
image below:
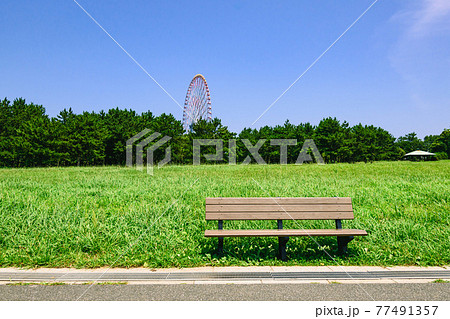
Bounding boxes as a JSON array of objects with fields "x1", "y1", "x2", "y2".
[{"x1": 0, "y1": 161, "x2": 448, "y2": 268}]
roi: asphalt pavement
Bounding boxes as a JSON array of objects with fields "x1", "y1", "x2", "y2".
[{"x1": 1, "y1": 283, "x2": 449, "y2": 301}]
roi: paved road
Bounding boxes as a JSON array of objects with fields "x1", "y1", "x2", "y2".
[{"x1": 1, "y1": 283, "x2": 449, "y2": 301}]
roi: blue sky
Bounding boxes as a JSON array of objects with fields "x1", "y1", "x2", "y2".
[{"x1": 1, "y1": 0, "x2": 449, "y2": 138}]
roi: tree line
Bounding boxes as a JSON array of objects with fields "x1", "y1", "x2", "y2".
[{"x1": 1, "y1": 98, "x2": 448, "y2": 167}]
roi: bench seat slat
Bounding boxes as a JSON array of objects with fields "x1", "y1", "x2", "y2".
[
  {"x1": 206, "y1": 197, "x2": 352, "y2": 205},
  {"x1": 206, "y1": 212, "x2": 354, "y2": 220},
  {"x1": 206, "y1": 205, "x2": 352, "y2": 212},
  {"x1": 205, "y1": 229, "x2": 368, "y2": 237}
]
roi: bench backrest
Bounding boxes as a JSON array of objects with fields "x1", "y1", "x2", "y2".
[{"x1": 205, "y1": 197, "x2": 354, "y2": 220}]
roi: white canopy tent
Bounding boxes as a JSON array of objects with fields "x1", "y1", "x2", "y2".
[
  {"x1": 404, "y1": 150, "x2": 436, "y2": 160},
  {"x1": 404, "y1": 150, "x2": 435, "y2": 156}
]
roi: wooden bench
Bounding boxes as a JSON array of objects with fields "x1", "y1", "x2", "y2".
[{"x1": 204, "y1": 197, "x2": 367, "y2": 261}]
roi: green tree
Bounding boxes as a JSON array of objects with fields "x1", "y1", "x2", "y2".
[
  {"x1": 190, "y1": 118, "x2": 236, "y2": 164},
  {"x1": 396, "y1": 132, "x2": 424, "y2": 153},
  {"x1": 0, "y1": 98, "x2": 54, "y2": 167},
  {"x1": 314, "y1": 117, "x2": 350, "y2": 163},
  {"x1": 56, "y1": 109, "x2": 107, "y2": 165},
  {"x1": 430, "y1": 129, "x2": 450, "y2": 159},
  {"x1": 101, "y1": 108, "x2": 143, "y2": 165},
  {"x1": 423, "y1": 135, "x2": 439, "y2": 152}
]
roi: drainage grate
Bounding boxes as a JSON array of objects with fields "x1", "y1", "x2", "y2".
[{"x1": 167, "y1": 272, "x2": 272, "y2": 280}]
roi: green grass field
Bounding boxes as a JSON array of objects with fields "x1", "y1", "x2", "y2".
[{"x1": 0, "y1": 161, "x2": 449, "y2": 268}]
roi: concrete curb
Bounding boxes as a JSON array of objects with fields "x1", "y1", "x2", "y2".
[{"x1": 0, "y1": 266, "x2": 448, "y2": 285}]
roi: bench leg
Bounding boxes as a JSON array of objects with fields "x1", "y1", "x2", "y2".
[
  {"x1": 337, "y1": 236, "x2": 354, "y2": 254},
  {"x1": 217, "y1": 220, "x2": 224, "y2": 256},
  {"x1": 218, "y1": 237, "x2": 224, "y2": 256},
  {"x1": 278, "y1": 237, "x2": 289, "y2": 261}
]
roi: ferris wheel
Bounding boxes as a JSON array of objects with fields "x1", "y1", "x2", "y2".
[{"x1": 182, "y1": 74, "x2": 212, "y2": 132}]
